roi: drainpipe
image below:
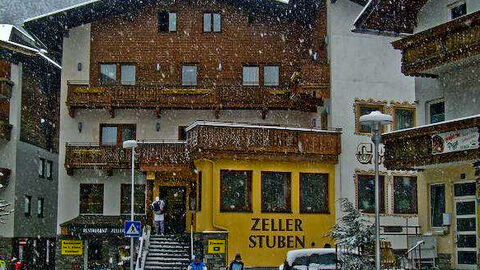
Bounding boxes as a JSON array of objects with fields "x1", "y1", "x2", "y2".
[{"x1": 202, "y1": 159, "x2": 228, "y2": 231}]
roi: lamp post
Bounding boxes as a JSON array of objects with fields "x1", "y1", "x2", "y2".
[
  {"x1": 359, "y1": 111, "x2": 392, "y2": 270},
  {"x1": 123, "y1": 139, "x2": 138, "y2": 270}
]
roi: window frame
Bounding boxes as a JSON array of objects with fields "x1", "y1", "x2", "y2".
[
  {"x1": 299, "y1": 173, "x2": 329, "y2": 214},
  {"x1": 37, "y1": 197, "x2": 44, "y2": 218},
  {"x1": 99, "y1": 124, "x2": 136, "y2": 146},
  {"x1": 356, "y1": 174, "x2": 386, "y2": 214},
  {"x1": 99, "y1": 63, "x2": 117, "y2": 85},
  {"x1": 79, "y1": 184, "x2": 104, "y2": 215},
  {"x1": 203, "y1": 12, "x2": 221, "y2": 33},
  {"x1": 158, "y1": 11, "x2": 177, "y2": 33},
  {"x1": 393, "y1": 176, "x2": 418, "y2": 215},
  {"x1": 392, "y1": 106, "x2": 416, "y2": 131},
  {"x1": 450, "y1": 1, "x2": 467, "y2": 20},
  {"x1": 430, "y1": 183, "x2": 446, "y2": 228},
  {"x1": 39, "y1": 158, "x2": 45, "y2": 178},
  {"x1": 24, "y1": 195, "x2": 32, "y2": 217},
  {"x1": 426, "y1": 99, "x2": 445, "y2": 124},
  {"x1": 46, "y1": 160, "x2": 53, "y2": 180},
  {"x1": 261, "y1": 171, "x2": 292, "y2": 213},
  {"x1": 120, "y1": 184, "x2": 146, "y2": 215},
  {"x1": 120, "y1": 64, "x2": 136, "y2": 85},
  {"x1": 242, "y1": 65, "x2": 260, "y2": 86},
  {"x1": 181, "y1": 64, "x2": 198, "y2": 86},
  {"x1": 354, "y1": 102, "x2": 386, "y2": 134},
  {"x1": 220, "y1": 170, "x2": 253, "y2": 213},
  {"x1": 264, "y1": 65, "x2": 280, "y2": 86}
]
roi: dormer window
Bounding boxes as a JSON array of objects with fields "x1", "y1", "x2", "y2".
[
  {"x1": 450, "y1": 2, "x2": 466, "y2": 19},
  {"x1": 159, "y1": 11, "x2": 176, "y2": 32},
  {"x1": 203, "y1": 12, "x2": 221, "y2": 32}
]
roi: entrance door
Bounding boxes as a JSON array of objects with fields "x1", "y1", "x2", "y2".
[
  {"x1": 159, "y1": 186, "x2": 186, "y2": 234},
  {"x1": 454, "y1": 182, "x2": 478, "y2": 270}
]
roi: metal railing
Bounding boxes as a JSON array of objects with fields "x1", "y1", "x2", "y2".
[{"x1": 135, "y1": 226, "x2": 150, "y2": 270}]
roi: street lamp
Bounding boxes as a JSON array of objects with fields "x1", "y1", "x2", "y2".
[
  {"x1": 123, "y1": 139, "x2": 138, "y2": 270},
  {"x1": 359, "y1": 111, "x2": 392, "y2": 270}
]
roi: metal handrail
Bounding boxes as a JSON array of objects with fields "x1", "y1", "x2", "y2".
[{"x1": 135, "y1": 226, "x2": 151, "y2": 270}]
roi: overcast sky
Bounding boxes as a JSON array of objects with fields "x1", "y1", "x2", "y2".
[{"x1": 0, "y1": 0, "x2": 84, "y2": 26}]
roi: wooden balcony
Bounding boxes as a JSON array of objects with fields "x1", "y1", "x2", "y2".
[
  {"x1": 0, "y1": 121, "x2": 12, "y2": 141},
  {"x1": 392, "y1": 10, "x2": 480, "y2": 76},
  {"x1": 186, "y1": 121, "x2": 342, "y2": 163},
  {"x1": 383, "y1": 115, "x2": 480, "y2": 170},
  {"x1": 65, "y1": 141, "x2": 189, "y2": 175},
  {"x1": 66, "y1": 82, "x2": 325, "y2": 118},
  {"x1": 0, "y1": 78, "x2": 13, "y2": 99}
]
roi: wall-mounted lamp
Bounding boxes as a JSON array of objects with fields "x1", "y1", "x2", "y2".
[
  {"x1": 155, "y1": 122, "x2": 161, "y2": 132},
  {"x1": 77, "y1": 62, "x2": 82, "y2": 71},
  {"x1": 156, "y1": 62, "x2": 161, "y2": 72},
  {"x1": 217, "y1": 60, "x2": 223, "y2": 72},
  {"x1": 78, "y1": 122, "x2": 83, "y2": 133}
]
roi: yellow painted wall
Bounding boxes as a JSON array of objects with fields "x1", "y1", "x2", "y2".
[
  {"x1": 194, "y1": 159, "x2": 336, "y2": 268},
  {"x1": 416, "y1": 162, "x2": 478, "y2": 269}
]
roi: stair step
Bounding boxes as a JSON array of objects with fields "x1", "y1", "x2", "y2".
[
  {"x1": 145, "y1": 261, "x2": 189, "y2": 266},
  {"x1": 145, "y1": 267, "x2": 187, "y2": 270}
]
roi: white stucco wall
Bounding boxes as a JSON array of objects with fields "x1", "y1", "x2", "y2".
[
  {"x1": 328, "y1": 0, "x2": 417, "y2": 249},
  {"x1": 0, "y1": 63, "x2": 22, "y2": 238},
  {"x1": 416, "y1": 0, "x2": 480, "y2": 33}
]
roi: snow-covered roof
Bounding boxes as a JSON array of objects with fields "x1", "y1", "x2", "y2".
[
  {"x1": 384, "y1": 114, "x2": 480, "y2": 136},
  {"x1": 185, "y1": 121, "x2": 341, "y2": 134},
  {"x1": 286, "y1": 248, "x2": 336, "y2": 265}
]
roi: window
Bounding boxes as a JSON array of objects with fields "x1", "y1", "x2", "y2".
[
  {"x1": 394, "y1": 107, "x2": 415, "y2": 130},
  {"x1": 80, "y1": 184, "x2": 104, "y2": 214},
  {"x1": 121, "y1": 184, "x2": 146, "y2": 215},
  {"x1": 355, "y1": 103, "x2": 384, "y2": 133},
  {"x1": 454, "y1": 182, "x2": 476, "y2": 197},
  {"x1": 220, "y1": 170, "x2": 252, "y2": 212},
  {"x1": 430, "y1": 184, "x2": 445, "y2": 227},
  {"x1": 394, "y1": 176, "x2": 418, "y2": 214},
  {"x1": 39, "y1": 158, "x2": 45, "y2": 178},
  {"x1": 178, "y1": 126, "x2": 187, "y2": 140},
  {"x1": 300, "y1": 173, "x2": 329, "y2": 213},
  {"x1": 264, "y1": 66, "x2": 280, "y2": 86},
  {"x1": 100, "y1": 124, "x2": 136, "y2": 146},
  {"x1": 121, "y1": 65, "x2": 135, "y2": 85},
  {"x1": 46, "y1": 161, "x2": 53, "y2": 180},
  {"x1": 203, "y1": 12, "x2": 221, "y2": 32},
  {"x1": 158, "y1": 11, "x2": 176, "y2": 32},
  {"x1": 451, "y1": 2, "x2": 467, "y2": 19},
  {"x1": 24, "y1": 196, "x2": 32, "y2": 217},
  {"x1": 37, "y1": 198, "x2": 44, "y2": 218},
  {"x1": 182, "y1": 65, "x2": 197, "y2": 86},
  {"x1": 357, "y1": 175, "x2": 385, "y2": 214},
  {"x1": 243, "y1": 66, "x2": 259, "y2": 86},
  {"x1": 261, "y1": 172, "x2": 291, "y2": 213},
  {"x1": 428, "y1": 100, "x2": 445, "y2": 124},
  {"x1": 100, "y1": 64, "x2": 117, "y2": 85}
]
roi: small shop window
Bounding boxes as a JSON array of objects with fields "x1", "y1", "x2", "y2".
[
  {"x1": 355, "y1": 103, "x2": 384, "y2": 134},
  {"x1": 393, "y1": 176, "x2": 418, "y2": 214},
  {"x1": 120, "y1": 184, "x2": 146, "y2": 215},
  {"x1": 300, "y1": 173, "x2": 329, "y2": 213},
  {"x1": 430, "y1": 184, "x2": 445, "y2": 227},
  {"x1": 203, "y1": 12, "x2": 221, "y2": 32},
  {"x1": 24, "y1": 195, "x2": 32, "y2": 217},
  {"x1": 357, "y1": 175, "x2": 385, "y2": 214},
  {"x1": 158, "y1": 11, "x2": 176, "y2": 32},
  {"x1": 37, "y1": 197, "x2": 44, "y2": 218},
  {"x1": 100, "y1": 64, "x2": 117, "y2": 85},
  {"x1": 394, "y1": 107, "x2": 415, "y2": 130},
  {"x1": 182, "y1": 65, "x2": 197, "y2": 86},
  {"x1": 120, "y1": 64, "x2": 136, "y2": 85},
  {"x1": 220, "y1": 170, "x2": 252, "y2": 212},
  {"x1": 264, "y1": 65, "x2": 280, "y2": 86},
  {"x1": 243, "y1": 66, "x2": 259, "y2": 86},
  {"x1": 100, "y1": 124, "x2": 136, "y2": 146},
  {"x1": 261, "y1": 172, "x2": 291, "y2": 213},
  {"x1": 80, "y1": 184, "x2": 104, "y2": 214}
]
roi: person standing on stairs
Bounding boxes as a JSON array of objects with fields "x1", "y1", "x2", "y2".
[{"x1": 151, "y1": 196, "x2": 166, "y2": 235}]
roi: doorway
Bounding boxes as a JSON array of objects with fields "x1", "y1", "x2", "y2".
[
  {"x1": 454, "y1": 182, "x2": 477, "y2": 270},
  {"x1": 159, "y1": 186, "x2": 187, "y2": 234}
]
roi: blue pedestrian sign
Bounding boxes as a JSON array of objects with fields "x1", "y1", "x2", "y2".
[{"x1": 124, "y1": 220, "x2": 141, "y2": 237}]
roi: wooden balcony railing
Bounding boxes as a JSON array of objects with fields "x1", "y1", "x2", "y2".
[
  {"x1": 392, "y1": 10, "x2": 480, "y2": 76},
  {"x1": 0, "y1": 121, "x2": 12, "y2": 141},
  {"x1": 382, "y1": 115, "x2": 480, "y2": 170},
  {"x1": 66, "y1": 82, "x2": 325, "y2": 118},
  {"x1": 186, "y1": 121, "x2": 342, "y2": 162},
  {"x1": 65, "y1": 141, "x2": 189, "y2": 175},
  {"x1": 0, "y1": 78, "x2": 13, "y2": 99}
]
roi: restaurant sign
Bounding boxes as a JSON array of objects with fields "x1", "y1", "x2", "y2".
[
  {"x1": 432, "y1": 127, "x2": 479, "y2": 155},
  {"x1": 69, "y1": 226, "x2": 124, "y2": 235}
]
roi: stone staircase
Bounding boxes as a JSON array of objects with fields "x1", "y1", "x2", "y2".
[{"x1": 144, "y1": 235, "x2": 191, "y2": 270}]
